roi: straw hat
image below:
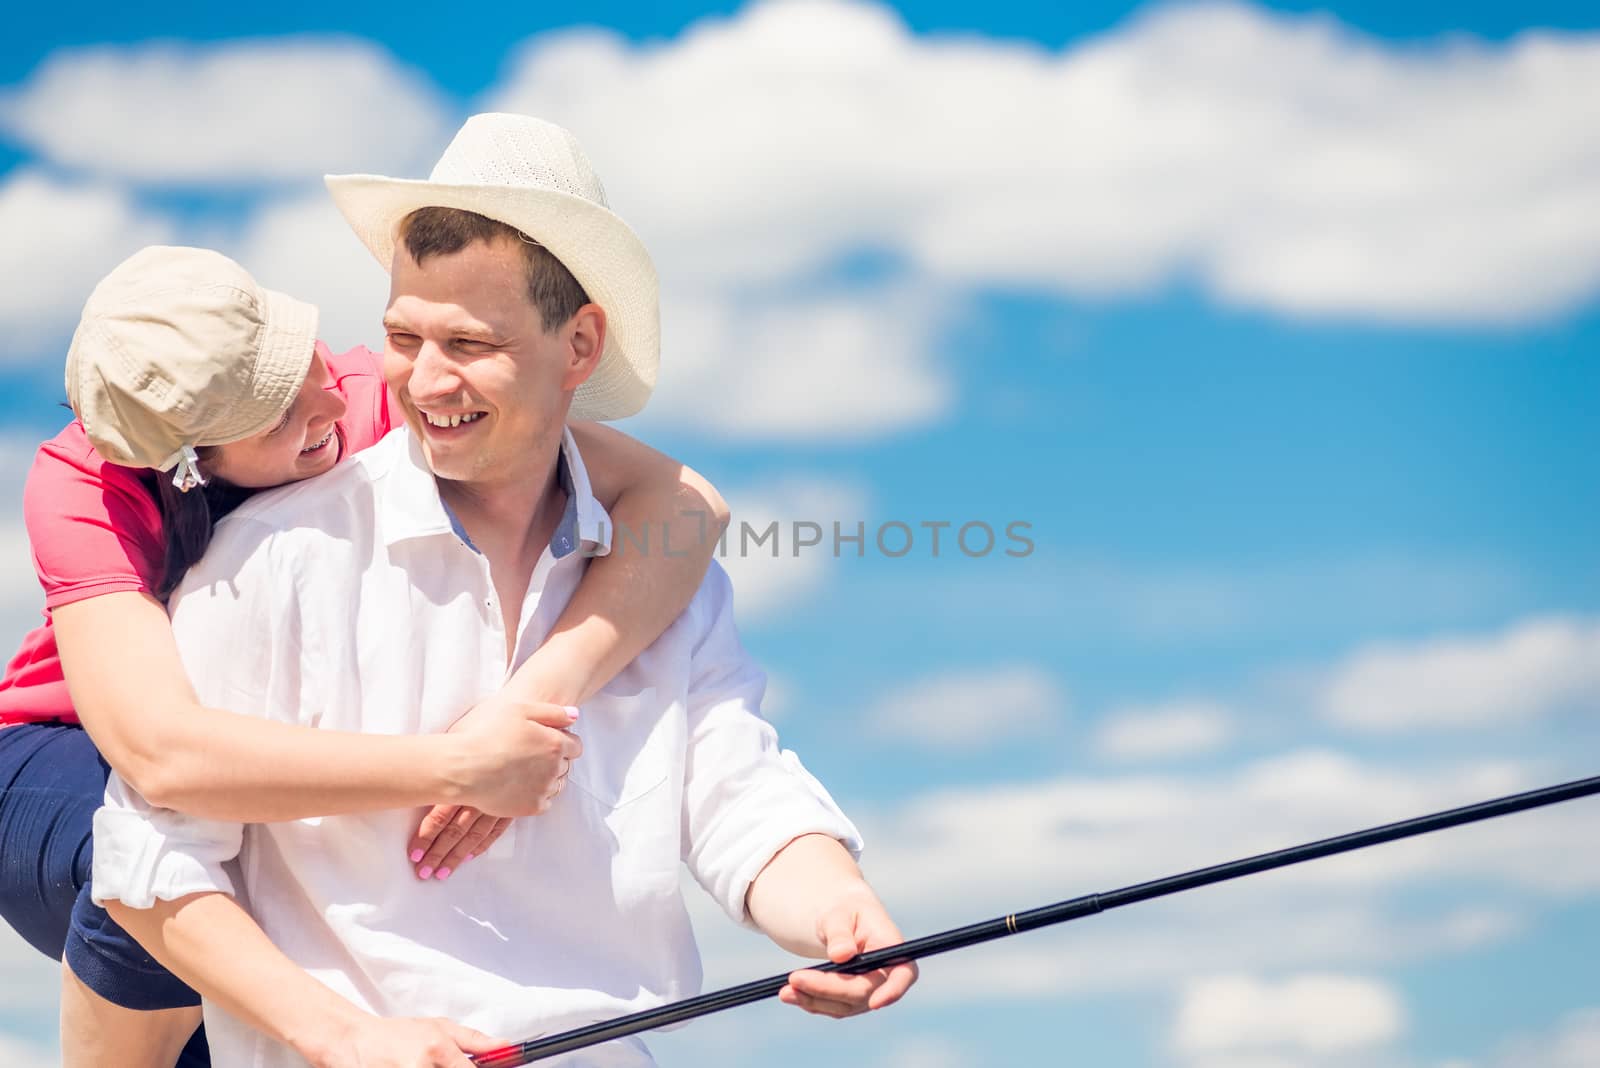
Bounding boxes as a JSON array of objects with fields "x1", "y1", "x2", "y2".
[
  {"x1": 325, "y1": 113, "x2": 658, "y2": 421},
  {"x1": 65, "y1": 245, "x2": 318, "y2": 488}
]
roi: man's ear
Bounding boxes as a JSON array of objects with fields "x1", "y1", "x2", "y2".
[{"x1": 562, "y1": 304, "x2": 607, "y2": 391}]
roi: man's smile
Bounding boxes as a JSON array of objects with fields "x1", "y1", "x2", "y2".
[{"x1": 420, "y1": 409, "x2": 486, "y2": 429}]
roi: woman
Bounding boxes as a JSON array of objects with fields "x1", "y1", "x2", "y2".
[{"x1": 0, "y1": 246, "x2": 728, "y2": 1067}]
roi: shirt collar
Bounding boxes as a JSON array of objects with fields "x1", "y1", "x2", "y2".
[{"x1": 380, "y1": 426, "x2": 613, "y2": 558}]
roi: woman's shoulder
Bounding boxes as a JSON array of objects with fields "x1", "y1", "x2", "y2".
[
  {"x1": 36, "y1": 418, "x2": 107, "y2": 467},
  {"x1": 23, "y1": 419, "x2": 165, "y2": 602},
  {"x1": 29, "y1": 419, "x2": 155, "y2": 498},
  {"x1": 321, "y1": 341, "x2": 392, "y2": 453},
  {"x1": 323, "y1": 341, "x2": 382, "y2": 380}
]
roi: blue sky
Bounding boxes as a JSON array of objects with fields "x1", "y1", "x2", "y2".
[{"x1": 1, "y1": 2, "x2": 1597, "y2": 1066}]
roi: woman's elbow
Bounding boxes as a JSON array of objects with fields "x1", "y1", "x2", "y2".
[
  {"x1": 131, "y1": 762, "x2": 191, "y2": 810},
  {"x1": 82, "y1": 713, "x2": 190, "y2": 808},
  {"x1": 678, "y1": 466, "x2": 731, "y2": 536},
  {"x1": 111, "y1": 748, "x2": 183, "y2": 808}
]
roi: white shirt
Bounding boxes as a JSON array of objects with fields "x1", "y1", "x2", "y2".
[{"x1": 93, "y1": 427, "x2": 861, "y2": 1068}]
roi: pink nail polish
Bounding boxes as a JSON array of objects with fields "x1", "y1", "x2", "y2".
[
  {"x1": 436, "y1": 868, "x2": 452, "y2": 881},
  {"x1": 409, "y1": 849, "x2": 425, "y2": 863},
  {"x1": 564, "y1": 705, "x2": 581, "y2": 721},
  {"x1": 464, "y1": 854, "x2": 475, "y2": 863},
  {"x1": 418, "y1": 866, "x2": 433, "y2": 880}
]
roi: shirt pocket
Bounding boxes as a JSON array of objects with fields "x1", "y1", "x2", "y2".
[{"x1": 566, "y1": 685, "x2": 669, "y2": 810}]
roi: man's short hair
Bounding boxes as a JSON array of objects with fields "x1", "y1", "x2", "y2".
[{"x1": 399, "y1": 207, "x2": 591, "y2": 333}]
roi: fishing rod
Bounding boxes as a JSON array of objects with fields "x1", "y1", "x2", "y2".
[{"x1": 471, "y1": 771, "x2": 1600, "y2": 1068}]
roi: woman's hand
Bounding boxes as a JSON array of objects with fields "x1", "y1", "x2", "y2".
[
  {"x1": 409, "y1": 694, "x2": 580, "y2": 878},
  {"x1": 407, "y1": 805, "x2": 509, "y2": 881}
]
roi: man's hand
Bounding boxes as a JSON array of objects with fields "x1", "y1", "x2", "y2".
[
  {"x1": 778, "y1": 886, "x2": 918, "y2": 1018},
  {"x1": 745, "y1": 833, "x2": 918, "y2": 1018},
  {"x1": 305, "y1": 1013, "x2": 506, "y2": 1068},
  {"x1": 410, "y1": 695, "x2": 580, "y2": 877}
]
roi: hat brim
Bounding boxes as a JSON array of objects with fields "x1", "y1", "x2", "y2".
[{"x1": 324, "y1": 174, "x2": 659, "y2": 422}]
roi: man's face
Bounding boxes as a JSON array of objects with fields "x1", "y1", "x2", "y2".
[{"x1": 382, "y1": 236, "x2": 601, "y2": 490}]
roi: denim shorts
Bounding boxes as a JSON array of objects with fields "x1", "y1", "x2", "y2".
[{"x1": 0, "y1": 721, "x2": 208, "y2": 1064}]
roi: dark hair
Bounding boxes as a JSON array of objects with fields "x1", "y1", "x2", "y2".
[
  {"x1": 152, "y1": 449, "x2": 254, "y2": 599},
  {"x1": 399, "y1": 207, "x2": 591, "y2": 332}
]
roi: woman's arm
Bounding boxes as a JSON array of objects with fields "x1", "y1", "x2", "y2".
[
  {"x1": 503, "y1": 420, "x2": 730, "y2": 705},
  {"x1": 406, "y1": 424, "x2": 730, "y2": 875},
  {"x1": 68, "y1": 425, "x2": 723, "y2": 842},
  {"x1": 56, "y1": 591, "x2": 578, "y2": 822}
]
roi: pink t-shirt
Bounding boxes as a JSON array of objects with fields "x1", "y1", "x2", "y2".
[{"x1": 0, "y1": 344, "x2": 393, "y2": 726}]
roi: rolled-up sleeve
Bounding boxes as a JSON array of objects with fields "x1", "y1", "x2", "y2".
[
  {"x1": 92, "y1": 776, "x2": 242, "y2": 908},
  {"x1": 680, "y1": 564, "x2": 863, "y2": 927},
  {"x1": 92, "y1": 516, "x2": 289, "y2": 910}
]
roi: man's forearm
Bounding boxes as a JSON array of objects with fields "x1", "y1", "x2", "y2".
[
  {"x1": 744, "y1": 833, "x2": 877, "y2": 957},
  {"x1": 106, "y1": 893, "x2": 365, "y2": 1064},
  {"x1": 744, "y1": 834, "x2": 919, "y2": 1016}
]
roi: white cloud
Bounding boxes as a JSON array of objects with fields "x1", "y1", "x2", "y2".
[
  {"x1": 716, "y1": 476, "x2": 869, "y2": 623},
  {"x1": 830, "y1": 747, "x2": 1597, "y2": 1005},
  {"x1": 1173, "y1": 973, "x2": 1405, "y2": 1056},
  {"x1": 1, "y1": 38, "x2": 451, "y2": 185},
  {"x1": 230, "y1": 189, "x2": 392, "y2": 353},
  {"x1": 866, "y1": 665, "x2": 1066, "y2": 748},
  {"x1": 1095, "y1": 699, "x2": 1235, "y2": 761},
  {"x1": 0, "y1": 37, "x2": 441, "y2": 358},
  {"x1": 1176, "y1": 1058, "x2": 1312, "y2": 1068},
  {"x1": 890, "y1": 897, "x2": 1519, "y2": 1006},
  {"x1": 0, "y1": 170, "x2": 172, "y2": 350},
  {"x1": 633, "y1": 284, "x2": 956, "y2": 442},
  {"x1": 1491, "y1": 1007, "x2": 1600, "y2": 1068},
  {"x1": 490, "y1": 0, "x2": 1600, "y2": 326},
  {"x1": 926, "y1": 553, "x2": 1524, "y2": 648},
  {"x1": 0, "y1": 436, "x2": 50, "y2": 653},
  {"x1": 758, "y1": 671, "x2": 792, "y2": 722},
  {"x1": 0, "y1": 1035, "x2": 56, "y2": 1068},
  {"x1": 9, "y1": 0, "x2": 1589, "y2": 445},
  {"x1": 1320, "y1": 617, "x2": 1600, "y2": 731},
  {"x1": 0, "y1": 921, "x2": 63, "y2": 1062},
  {"x1": 878, "y1": 1036, "x2": 975, "y2": 1068}
]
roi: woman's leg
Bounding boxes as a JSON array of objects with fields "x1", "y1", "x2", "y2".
[
  {"x1": 60, "y1": 965, "x2": 202, "y2": 1068},
  {"x1": 0, "y1": 723, "x2": 91, "y2": 960},
  {"x1": 61, "y1": 881, "x2": 210, "y2": 1068},
  {"x1": 0, "y1": 723, "x2": 207, "y2": 1066}
]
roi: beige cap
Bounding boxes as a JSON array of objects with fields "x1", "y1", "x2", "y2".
[{"x1": 65, "y1": 246, "x2": 319, "y2": 480}]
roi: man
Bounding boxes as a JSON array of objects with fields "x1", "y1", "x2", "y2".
[{"x1": 92, "y1": 114, "x2": 916, "y2": 1068}]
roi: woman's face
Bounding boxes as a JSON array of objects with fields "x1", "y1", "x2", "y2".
[{"x1": 205, "y1": 351, "x2": 348, "y2": 489}]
